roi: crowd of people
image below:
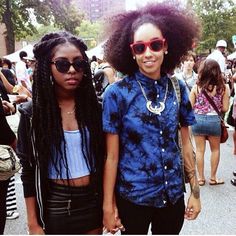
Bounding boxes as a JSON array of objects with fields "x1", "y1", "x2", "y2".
[{"x1": 0, "y1": 1, "x2": 236, "y2": 235}]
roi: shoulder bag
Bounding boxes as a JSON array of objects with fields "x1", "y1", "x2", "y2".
[{"x1": 0, "y1": 144, "x2": 21, "y2": 181}]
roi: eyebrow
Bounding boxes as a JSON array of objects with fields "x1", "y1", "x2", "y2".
[
  {"x1": 53, "y1": 56, "x2": 83, "y2": 61},
  {"x1": 134, "y1": 37, "x2": 162, "y2": 43}
]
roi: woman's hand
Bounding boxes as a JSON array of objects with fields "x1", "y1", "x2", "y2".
[
  {"x1": 184, "y1": 193, "x2": 201, "y2": 220},
  {"x1": 103, "y1": 206, "x2": 125, "y2": 234},
  {"x1": 28, "y1": 223, "x2": 45, "y2": 235},
  {"x1": 2, "y1": 100, "x2": 15, "y2": 114}
]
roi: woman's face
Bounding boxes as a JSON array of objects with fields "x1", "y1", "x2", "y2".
[
  {"x1": 132, "y1": 23, "x2": 167, "y2": 80},
  {"x1": 51, "y1": 42, "x2": 85, "y2": 94},
  {"x1": 183, "y1": 56, "x2": 195, "y2": 71}
]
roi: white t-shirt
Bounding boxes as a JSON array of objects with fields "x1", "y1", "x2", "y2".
[
  {"x1": 206, "y1": 49, "x2": 226, "y2": 73},
  {"x1": 15, "y1": 60, "x2": 32, "y2": 92}
]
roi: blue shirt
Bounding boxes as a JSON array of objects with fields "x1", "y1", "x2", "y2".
[{"x1": 102, "y1": 71, "x2": 196, "y2": 208}]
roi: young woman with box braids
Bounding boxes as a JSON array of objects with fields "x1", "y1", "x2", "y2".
[{"x1": 17, "y1": 31, "x2": 104, "y2": 234}]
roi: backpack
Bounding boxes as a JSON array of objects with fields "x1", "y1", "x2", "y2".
[
  {"x1": 170, "y1": 76, "x2": 196, "y2": 188},
  {"x1": 93, "y1": 66, "x2": 111, "y2": 103}
]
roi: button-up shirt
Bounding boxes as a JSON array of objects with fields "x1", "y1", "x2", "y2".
[{"x1": 102, "y1": 71, "x2": 196, "y2": 208}]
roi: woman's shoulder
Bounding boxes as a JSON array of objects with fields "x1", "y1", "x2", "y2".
[{"x1": 103, "y1": 75, "x2": 134, "y2": 99}]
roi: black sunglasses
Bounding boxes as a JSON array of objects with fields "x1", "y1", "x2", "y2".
[
  {"x1": 130, "y1": 38, "x2": 166, "y2": 55},
  {"x1": 51, "y1": 58, "x2": 88, "y2": 73}
]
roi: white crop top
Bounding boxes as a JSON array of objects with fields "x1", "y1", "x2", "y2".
[{"x1": 48, "y1": 130, "x2": 91, "y2": 179}]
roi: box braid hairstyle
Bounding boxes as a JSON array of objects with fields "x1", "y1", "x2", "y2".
[
  {"x1": 103, "y1": 1, "x2": 201, "y2": 76},
  {"x1": 32, "y1": 31, "x2": 104, "y2": 187}
]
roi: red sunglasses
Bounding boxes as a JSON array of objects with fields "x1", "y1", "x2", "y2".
[{"x1": 130, "y1": 38, "x2": 166, "y2": 55}]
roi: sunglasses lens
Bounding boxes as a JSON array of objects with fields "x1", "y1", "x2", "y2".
[
  {"x1": 133, "y1": 43, "x2": 145, "y2": 54},
  {"x1": 55, "y1": 60, "x2": 70, "y2": 73},
  {"x1": 150, "y1": 40, "x2": 163, "y2": 52},
  {"x1": 73, "y1": 59, "x2": 87, "y2": 71}
]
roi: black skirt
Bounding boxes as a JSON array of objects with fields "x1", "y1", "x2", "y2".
[{"x1": 45, "y1": 181, "x2": 102, "y2": 234}]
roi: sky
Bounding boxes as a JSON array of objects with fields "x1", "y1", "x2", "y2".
[
  {"x1": 125, "y1": 0, "x2": 180, "y2": 10},
  {"x1": 125, "y1": 0, "x2": 160, "y2": 10}
]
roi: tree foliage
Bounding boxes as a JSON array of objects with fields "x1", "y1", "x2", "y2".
[
  {"x1": 0, "y1": 0, "x2": 84, "y2": 54},
  {"x1": 188, "y1": 0, "x2": 236, "y2": 54},
  {"x1": 76, "y1": 20, "x2": 103, "y2": 49}
]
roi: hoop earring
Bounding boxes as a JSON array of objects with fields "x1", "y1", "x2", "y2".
[
  {"x1": 50, "y1": 75, "x2": 54, "y2": 85},
  {"x1": 164, "y1": 51, "x2": 168, "y2": 55}
]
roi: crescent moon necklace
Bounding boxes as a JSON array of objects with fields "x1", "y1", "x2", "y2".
[{"x1": 136, "y1": 80, "x2": 168, "y2": 115}]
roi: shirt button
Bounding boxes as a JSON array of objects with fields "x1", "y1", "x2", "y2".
[
  {"x1": 173, "y1": 101, "x2": 176, "y2": 105},
  {"x1": 163, "y1": 200, "x2": 167, "y2": 204},
  {"x1": 164, "y1": 166, "x2": 167, "y2": 170},
  {"x1": 155, "y1": 81, "x2": 158, "y2": 84},
  {"x1": 165, "y1": 181, "x2": 168, "y2": 185},
  {"x1": 162, "y1": 148, "x2": 165, "y2": 152},
  {"x1": 160, "y1": 131, "x2": 163, "y2": 134}
]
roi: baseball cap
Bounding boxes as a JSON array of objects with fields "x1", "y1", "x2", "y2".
[{"x1": 216, "y1": 40, "x2": 227, "y2": 48}]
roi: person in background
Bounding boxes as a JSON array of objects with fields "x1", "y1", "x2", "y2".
[
  {"x1": 102, "y1": 2, "x2": 201, "y2": 234},
  {"x1": 17, "y1": 31, "x2": 104, "y2": 234},
  {"x1": 90, "y1": 55, "x2": 98, "y2": 76},
  {"x1": 231, "y1": 71, "x2": 236, "y2": 186},
  {"x1": 95, "y1": 54, "x2": 116, "y2": 84},
  {"x1": 0, "y1": 98, "x2": 17, "y2": 234},
  {"x1": 175, "y1": 51, "x2": 198, "y2": 93},
  {"x1": 2, "y1": 58, "x2": 17, "y2": 84},
  {"x1": 206, "y1": 39, "x2": 227, "y2": 74},
  {"x1": 6, "y1": 175, "x2": 19, "y2": 220},
  {"x1": 15, "y1": 51, "x2": 32, "y2": 93},
  {"x1": 24, "y1": 57, "x2": 36, "y2": 82},
  {"x1": 189, "y1": 59, "x2": 230, "y2": 186}
]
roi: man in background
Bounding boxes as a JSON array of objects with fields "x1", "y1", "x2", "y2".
[
  {"x1": 207, "y1": 39, "x2": 227, "y2": 74},
  {"x1": 15, "y1": 51, "x2": 32, "y2": 93}
]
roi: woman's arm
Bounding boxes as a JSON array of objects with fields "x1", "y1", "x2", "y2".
[
  {"x1": 189, "y1": 84, "x2": 197, "y2": 107},
  {"x1": 180, "y1": 126, "x2": 201, "y2": 220},
  {"x1": 221, "y1": 84, "x2": 230, "y2": 113},
  {"x1": 103, "y1": 133, "x2": 124, "y2": 234},
  {"x1": 25, "y1": 197, "x2": 45, "y2": 234}
]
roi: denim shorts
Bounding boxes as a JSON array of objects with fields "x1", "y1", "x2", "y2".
[
  {"x1": 45, "y1": 181, "x2": 102, "y2": 234},
  {"x1": 191, "y1": 114, "x2": 221, "y2": 136}
]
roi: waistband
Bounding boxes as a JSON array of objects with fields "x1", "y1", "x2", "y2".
[{"x1": 48, "y1": 180, "x2": 94, "y2": 197}]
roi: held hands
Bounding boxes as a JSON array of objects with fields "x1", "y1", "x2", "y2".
[
  {"x1": 184, "y1": 193, "x2": 201, "y2": 220},
  {"x1": 103, "y1": 206, "x2": 125, "y2": 234}
]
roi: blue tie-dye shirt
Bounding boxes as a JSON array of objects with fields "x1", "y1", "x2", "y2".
[{"x1": 102, "y1": 71, "x2": 195, "y2": 208}]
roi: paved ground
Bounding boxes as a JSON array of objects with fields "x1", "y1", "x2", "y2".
[{"x1": 4, "y1": 113, "x2": 236, "y2": 235}]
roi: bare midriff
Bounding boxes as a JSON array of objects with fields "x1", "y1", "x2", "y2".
[{"x1": 50, "y1": 175, "x2": 90, "y2": 187}]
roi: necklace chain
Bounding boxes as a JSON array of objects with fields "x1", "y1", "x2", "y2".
[
  {"x1": 66, "y1": 108, "x2": 75, "y2": 115},
  {"x1": 136, "y1": 80, "x2": 168, "y2": 115}
]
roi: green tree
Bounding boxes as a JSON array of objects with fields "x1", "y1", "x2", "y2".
[
  {"x1": 0, "y1": 0, "x2": 84, "y2": 54},
  {"x1": 188, "y1": 0, "x2": 236, "y2": 54},
  {"x1": 76, "y1": 20, "x2": 103, "y2": 49}
]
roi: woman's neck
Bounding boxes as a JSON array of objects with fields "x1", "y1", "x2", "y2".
[{"x1": 183, "y1": 68, "x2": 193, "y2": 78}]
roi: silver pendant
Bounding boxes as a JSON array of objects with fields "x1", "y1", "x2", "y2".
[{"x1": 146, "y1": 101, "x2": 165, "y2": 115}]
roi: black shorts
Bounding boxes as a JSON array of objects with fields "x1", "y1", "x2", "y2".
[{"x1": 45, "y1": 181, "x2": 102, "y2": 234}]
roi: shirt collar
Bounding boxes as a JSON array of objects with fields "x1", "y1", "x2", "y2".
[{"x1": 135, "y1": 70, "x2": 168, "y2": 87}]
